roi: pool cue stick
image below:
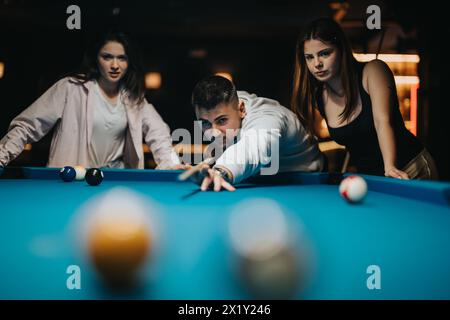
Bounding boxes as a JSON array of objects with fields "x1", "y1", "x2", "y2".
[{"x1": 177, "y1": 157, "x2": 215, "y2": 181}]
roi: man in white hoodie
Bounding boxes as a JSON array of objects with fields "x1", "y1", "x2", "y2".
[{"x1": 192, "y1": 75, "x2": 324, "y2": 192}]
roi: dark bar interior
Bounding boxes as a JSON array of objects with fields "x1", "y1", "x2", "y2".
[
  {"x1": 0, "y1": 0, "x2": 448, "y2": 179},
  {"x1": 1, "y1": 1, "x2": 450, "y2": 303}
]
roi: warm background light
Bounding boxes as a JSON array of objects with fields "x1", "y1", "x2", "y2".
[
  {"x1": 354, "y1": 53, "x2": 420, "y2": 63},
  {"x1": 394, "y1": 76, "x2": 420, "y2": 85},
  {"x1": 354, "y1": 53, "x2": 420, "y2": 137},
  {"x1": 215, "y1": 72, "x2": 233, "y2": 82},
  {"x1": 189, "y1": 49, "x2": 208, "y2": 59},
  {"x1": 145, "y1": 72, "x2": 162, "y2": 89},
  {"x1": 0, "y1": 62, "x2": 4, "y2": 79}
]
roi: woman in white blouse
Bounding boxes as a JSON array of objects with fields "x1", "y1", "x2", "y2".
[{"x1": 0, "y1": 30, "x2": 184, "y2": 170}]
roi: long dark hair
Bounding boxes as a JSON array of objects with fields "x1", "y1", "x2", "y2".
[
  {"x1": 291, "y1": 18, "x2": 359, "y2": 134},
  {"x1": 73, "y1": 30, "x2": 145, "y2": 105}
]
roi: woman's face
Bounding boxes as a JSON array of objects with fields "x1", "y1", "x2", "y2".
[
  {"x1": 303, "y1": 39, "x2": 340, "y2": 82},
  {"x1": 97, "y1": 41, "x2": 129, "y2": 85}
]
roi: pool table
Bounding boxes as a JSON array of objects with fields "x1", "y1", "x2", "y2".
[{"x1": 0, "y1": 166, "x2": 449, "y2": 299}]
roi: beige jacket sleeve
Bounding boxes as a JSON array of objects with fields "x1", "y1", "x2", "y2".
[
  {"x1": 0, "y1": 78, "x2": 67, "y2": 167},
  {"x1": 141, "y1": 101, "x2": 181, "y2": 169}
]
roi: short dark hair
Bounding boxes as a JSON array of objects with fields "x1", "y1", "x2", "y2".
[{"x1": 192, "y1": 75, "x2": 238, "y2": 111}]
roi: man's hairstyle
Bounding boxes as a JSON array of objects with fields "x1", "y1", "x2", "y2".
[{"x1": 192, "y1": 75, "x2": 238, "y2": 111}]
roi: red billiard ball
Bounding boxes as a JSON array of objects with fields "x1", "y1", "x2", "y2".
[
  {"x1": 339, "y1": 175, "x2": 368, "y2": 203},
  {"x1": 85, "y1": 168, "x2": 104, "y2": 186}
]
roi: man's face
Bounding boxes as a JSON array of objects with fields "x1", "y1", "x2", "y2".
[{"x1": 196, "y1": 100, "x2": 246, "y2": 147}]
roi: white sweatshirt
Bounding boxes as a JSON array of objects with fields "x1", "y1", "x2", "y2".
[{"x1": 214, "y1": 91, "x2": 324, "y2": 184}]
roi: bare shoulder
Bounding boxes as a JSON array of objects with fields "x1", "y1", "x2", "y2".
[
  {"x1": 362, "y1": 59, "x2": 395, "y2": 92},
  {"x1": 364, "y1": 59, "x2": 393, "y2": 78}
]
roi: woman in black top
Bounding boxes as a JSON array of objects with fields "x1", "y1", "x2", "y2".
[{"x1": 291, "y1": 18, "x2": 438, "y2": 179}]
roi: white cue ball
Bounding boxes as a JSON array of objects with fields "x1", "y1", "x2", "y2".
[
  {"x1": 74, "y1": 165, "x2": 86, "y2": 181},
  {"x1": 339, "y1": 175, "x2": 368, "y2": 203}
]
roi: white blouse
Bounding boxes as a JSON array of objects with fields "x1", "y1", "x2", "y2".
[{"x1": 89, "y1": 82, "x2": 128, "y2": 168}]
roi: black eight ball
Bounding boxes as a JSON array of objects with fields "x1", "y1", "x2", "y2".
[{"x1": 85, "y1": 168, "x2": 104, "y2": 186}]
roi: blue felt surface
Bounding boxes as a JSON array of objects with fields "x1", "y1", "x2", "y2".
[{"x1": 0, "y1": 168, "x2": 449, "y2": 299}]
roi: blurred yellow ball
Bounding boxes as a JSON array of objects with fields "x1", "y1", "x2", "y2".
[{"x1": 88, "y1": 215, "x2": 151, "y2": 288}]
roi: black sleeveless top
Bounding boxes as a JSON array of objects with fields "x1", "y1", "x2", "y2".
[{"x1": 317, "y1": 62, "x2": 423, "y2": 176}]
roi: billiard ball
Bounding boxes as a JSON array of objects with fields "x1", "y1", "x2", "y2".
[
  {"x1": 78, "y1": 188, "x2": 155, "y2": 290},
  {"x1": 85, "y1": 168, "x2": 104, "y2": 186},
  {"x1": 74, "y1": 165, "x2": 86, "y2": 181},
  {"x1": 239, "y1": 246, "x2": 301, "y2": 299},
  {"x1": 228, "y1": 198, "x2": 305, "y2": 299},
  {"x1": 339, "y1": 175, "x2": 368, "y2": 203},
  {"x1": 60, "y1": 166, "x2": 76, "y2": 182},
  {"x1": 88, "y1": 213, "x2": 151, "y2": 288}
]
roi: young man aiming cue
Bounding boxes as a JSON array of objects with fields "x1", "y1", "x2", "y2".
[{"x1": 182, "y1": 75, "x2": 325, "y2": 192}]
